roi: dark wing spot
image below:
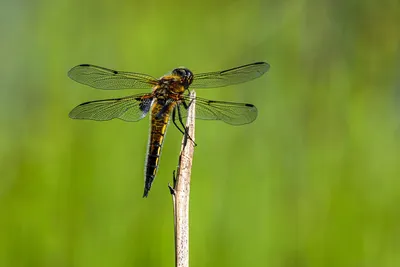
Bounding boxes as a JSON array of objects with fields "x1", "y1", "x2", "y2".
[
  {"x1": 79, "y1": 64, "x2": 90, "y2": 66},
  {"x1": 112, "y1": 70, "x2": 118, "y2": 74},
  {"x1": 137, "y1": 97, "x2": 151, "y2": 113},
  {"x1": 245, "y1": 103, "x2": 254, "y2": 107}
]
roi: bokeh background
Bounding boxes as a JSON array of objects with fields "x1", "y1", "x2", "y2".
[{"x1": 1, "y1": 0, "x2": 400, "y2": 266}]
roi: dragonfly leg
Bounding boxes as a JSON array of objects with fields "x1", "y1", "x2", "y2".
[
  {"x1": 168, "y1": 178, "x2": 176, "y2": 195},
  {"x1": 172, "y1": 107, "x2": 187, "y2": 136},
  {"x1": 176, "y1": 104, "x2": 197, "y2": 147},
  {"x1": 182, "y1": 97, "x2": 195, "y2": 110}
]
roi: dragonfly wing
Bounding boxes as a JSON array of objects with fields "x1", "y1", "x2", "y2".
[
  {"x1": 69, "y1": 93, "x2": 153, "y2": 122},
  {"x1": 190, "y1": 62, "x2": 269, "y2": 89},
  {"x1": 68, "y1": 64, "x2": 158, "y2": 90},
  {"x1": 178, "y1": 96, "x2": 257, "y2": 125}
]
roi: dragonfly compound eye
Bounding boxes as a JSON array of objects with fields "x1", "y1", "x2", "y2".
[
  {"x1": 183, "y1": 69, "x2": 194, "y2": 85},
  {"x1": 172, "y1": 68, "x2": 194, "y2": 87}
]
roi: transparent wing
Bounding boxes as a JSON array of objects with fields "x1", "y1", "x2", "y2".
[
  {"x1": 190, "y1": 62, "x2": 269, "y2": 89},
  {"x1": 178, "y1": 96, "x2": 257, "y2": 125},
  {"x1": 68, "y1": 64, "x2": 158, "y2": 90},
  {"x1": 69, "y1": 93, "x2": 153, "y2": 122}
]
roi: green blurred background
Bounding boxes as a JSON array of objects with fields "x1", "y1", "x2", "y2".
[{"x1": 1, "y1": 0, "x2": 400, "y2": 266}]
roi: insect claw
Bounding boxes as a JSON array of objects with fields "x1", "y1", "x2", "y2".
[{"x1": 168, "y1": 183, "x2": 176, "y2": 195}]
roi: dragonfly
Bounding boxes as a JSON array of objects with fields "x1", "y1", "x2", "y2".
[{"x1": 68, "y1": 62, "x2": 269, "y2": 197}]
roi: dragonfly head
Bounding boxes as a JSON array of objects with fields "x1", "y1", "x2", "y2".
[{"x1": 172, "y1": 68, "x2": 194, "y2": 89}]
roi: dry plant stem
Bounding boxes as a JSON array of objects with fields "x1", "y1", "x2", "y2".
[{"x1": 170, "y1": 91, "x2": 196, "y2": 267}]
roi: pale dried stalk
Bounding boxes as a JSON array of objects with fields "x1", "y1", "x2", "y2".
[{"x1": 170, "y1": 91, "x2": 196, "y2": 267}]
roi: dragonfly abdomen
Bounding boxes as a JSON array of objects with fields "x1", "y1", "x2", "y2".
[
  {"x1": 144, "y1": 140, "x2": 163, "y2": 197},
  {"x1": 143, "y1": 103, "x2": 174, "y2": 197}
]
